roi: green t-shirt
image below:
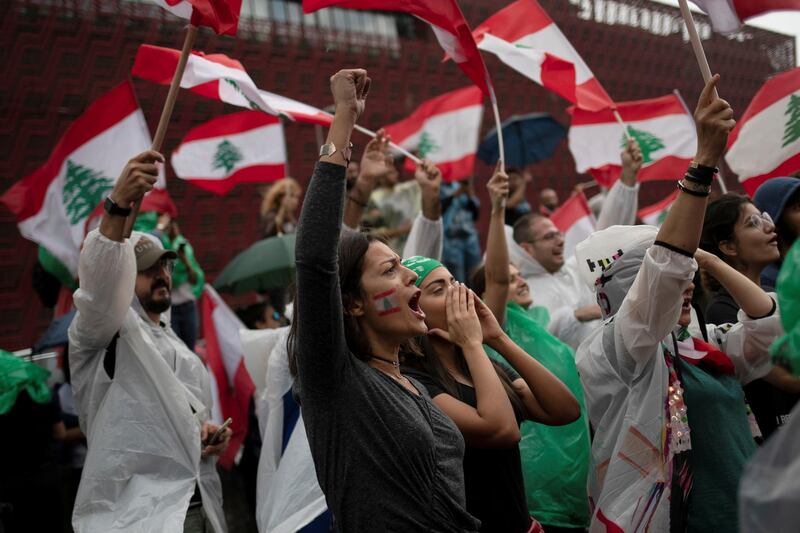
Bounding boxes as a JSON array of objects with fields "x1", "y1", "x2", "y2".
[{"x1": 678, "y1": 357, "x2": 757, "y2": 533}]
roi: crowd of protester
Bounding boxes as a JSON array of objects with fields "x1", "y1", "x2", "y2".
[{"x1": 1, "y1": 68, "x2": 799, "y2": 533}]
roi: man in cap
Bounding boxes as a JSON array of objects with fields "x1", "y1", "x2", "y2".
[{"x1": 68, "y1": 151, "x2": 230, "y2": 533}]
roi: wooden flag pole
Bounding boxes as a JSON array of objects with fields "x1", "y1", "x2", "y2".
[
  {"x1": 673, "y1": 88, "x2": 729, "y2": 193},
  {"x1": 677, "y1": 0, "x2": 719, "y2": 99},
  {"x1": 613, "y1": 109, "x2": 633, "y2": 141},
  {"x1": 123, "y1": 24, "x2": 199, "y2": 238}
]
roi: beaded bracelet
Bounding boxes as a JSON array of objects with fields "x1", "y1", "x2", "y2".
[{"x1": 677, "y1": 180, "x2": 710, "y2": 197}]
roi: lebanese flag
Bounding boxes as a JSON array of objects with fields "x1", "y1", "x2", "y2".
[
  {"x1": 0, "y1": 81, "x2": 166, "y2": 277},
  {"x1": 151, "y1": 0, "x2": 243, "y2": 36},
  {"x1": 132, "y1": 45, "x2": 332, "y2": 125},
  {"x1": 473, "y1": 0, "x2": 613, "y2": 112},
  {"x1": 691, "y1": 0, "x2": 800, "y2": 34},
  {"x1": 383, "y1": 86, "x2": 484, "y2": 182},
  {"x1": 302, "y1": 0, "x2": 492, "y2": 95},
  {"x1": 172, "y1": 111, "x2": 286, "y2": 195},
  {"x1": 201, "y1": 285, "x2": 256, "y2": 468},
  {"x1": 638, "y1": 189, "x2": 678, "y2": 227},
  {"x1": 725, "y1": 67, "x2": 800, "y2": 195},
  {"x1": 568, "y1": 94, "x2": 697, "y2": 186},
  {"x1": 551, "y1": 191, "x2": 595, "y2": 259}
]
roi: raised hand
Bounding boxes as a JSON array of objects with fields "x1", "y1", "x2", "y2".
[
  {"x1": 358, "y1": 128, "x2": 392, "y2": 191},
  {"x1": 330, "y1": 68, "x2": 370, "y2": 122},
  {"x1": 414, "y1": 159, "x2": 442, "y2": 193},
  {"x1": 620, "y1": 137, "x2": 643, "y2": 185},
  {"x1": 111, "y1": 150, "x2": 163, "y2": 208},
  {"x1": 486, "y1": 163, "x2": 509, "y2": 211},
  {"x1": 693, "y1": 74, "x2": 735, "y2": 167}
]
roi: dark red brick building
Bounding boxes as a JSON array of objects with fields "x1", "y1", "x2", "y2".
[{"x1": 1, "y1": 0, "x2": 795, "y2": 350}]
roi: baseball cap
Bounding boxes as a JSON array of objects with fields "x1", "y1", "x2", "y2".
[
  {"x1": 753, "y1": 177, "x2": 800, "y2": 223},
  {"x1": 133, "y1": 232, "x2": 177, "y2": 272}
]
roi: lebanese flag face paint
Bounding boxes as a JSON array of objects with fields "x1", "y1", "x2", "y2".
[{"x1": 373, "y1": 288, "x2": 402, "y2": 317}]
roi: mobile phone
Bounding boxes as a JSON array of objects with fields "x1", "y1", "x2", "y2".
[{"x1": 208, "y1": 418, "x2": 233, "y2": 446}]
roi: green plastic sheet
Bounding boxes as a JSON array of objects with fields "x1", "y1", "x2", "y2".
[
  {"x1": 0, "y1": 349, "x2": 52, "y2": 415},
  {"x1": 771, "y1": 240, "x2": 800, "y2": 376},
  {"x1": 485, "y1": 303, "x2": 591, "y2": 528}
]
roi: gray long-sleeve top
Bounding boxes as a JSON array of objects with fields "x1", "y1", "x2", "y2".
[{"x1": 294, "y1": 162, "x2": 480, "y2": 532}]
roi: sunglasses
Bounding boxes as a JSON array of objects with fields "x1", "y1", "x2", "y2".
[
  {"x1": 141, "y1": 257, "x2": 175, "y2": 276},
  {"x1": 530, "y1": 230, "x2": 563, "y2": 243}
]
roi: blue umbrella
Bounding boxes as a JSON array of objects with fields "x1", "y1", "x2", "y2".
[
  {"x1": 34, "y1": 309, "x2": 76, "y2": 352},
  {"x1": 477, "y1": 112, "x2": 566, "y2": 168}
]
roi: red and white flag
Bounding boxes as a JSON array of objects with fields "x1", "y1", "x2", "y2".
[
  {"x1": 201, "y1": 285, "x2": 256, "y2": 468},
  {"x1": 302, "y1": 0, "x2": 492, "y2": 96},
  {"x1": 691, "y1": 0, "x2": 800, "y2": 34},
  {"x1": 472, "y1": 0, "x2": 613, "y2": 112},
  {"x1": 172, "y1": 111, "x2": 286, "y2": 195},
  {"x1": 569, "y1": 94, "x2": 697, "y2": 186},
  {"x1": 725, "y1": 67, "x2": 800, "y2": 195},
  {"x1": 132, "y1": 45, "x2": 332, "y2": 125},
  {"x1": 0, "y1": 81, "x2": 166, "y2": 277},
  {"x1": 383, "y1": 86, "x2": 484, "y2": 182},
  {"x1": 551, "y1": 191, "x2": 596, "y2": 259},
  {"x1": 638, "y1": 189, "x2": 678, "y2": 228},
  {"x1": 151, "y1": 0, "x2": 243, "y2": 36}
]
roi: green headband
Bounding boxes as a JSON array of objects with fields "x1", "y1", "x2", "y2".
[{"x1": 401, "y1": 256, "x2": 443, "y2": 287}]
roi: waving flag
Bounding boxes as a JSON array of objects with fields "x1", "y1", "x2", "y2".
[
  {"x1": 303, "y1": 0, "x2": 492, "y2": 95},
  {"x1": 201, "y1": 286, "x2": 256, "y2": 468},
  {"x1": 132, "y1": 45, "x2": 333, "y2": 125},
  {"x1": 0, "y1": 81, "x2": 166, "y2": 277},
  {"x1": 151, "y1": 0, "x2": 243, "y2": 35},
  {"x1": 172, "y1": 111, "x2": 286, "y2": 195},
  {"x1": 383, "y1": 86, "x2": 484, "y2": 182},
  {"x1": 691, "y1": 0, "x2": 800, "y2": 34},
  {"x1": 473, "y1": 0, "x2": 613, "y2": 112},
  {"x1": 551, "y1": 191, "x2": 596, "y2": 259},
  {"x1": 638, "y1": 189, "x2": 678, "y2": 227},
  {"x1": 725, "y1": 67, "x2": 800, "y2": 195},
  {"x1": 255, "y1": 328, "x2": 330, "y2": 533},
  {"x1": 568, "y1": 94, "x2": 697, "y2": 186}
]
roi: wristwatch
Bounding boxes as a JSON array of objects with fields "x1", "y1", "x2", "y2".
[
  {"x1": 319, "y1": 141, "x2": 353, "y2": 163},
  {"x1": 104, "y1": 195, "x2": 132, "y2": 217}
]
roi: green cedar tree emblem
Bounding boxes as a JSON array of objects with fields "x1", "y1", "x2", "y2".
[
  {"x1": 417, "y1": 131, "x2": 440, "y2": 158},
  {"x1": 782, "y1": 93, "x2": 800, "y2": 148},
  {"x1": 656, "y1": 207, "x2": 670, "y2": 226},
  {"x1": 620, "y1": 126, "x2": 665, "y2": 164},
  {"x1": 212, "y1": 140, "x2": 243, "y2": 174},
  {"x1": 62, "y1": 160, "x2": 114, "y2": 224},
  {"x1": 223, "y1": 78, "x2": 263, "y2": 111}
]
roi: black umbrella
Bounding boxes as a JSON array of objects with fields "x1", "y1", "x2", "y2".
[{"x1": 477, "y1": 112, "x2": 566, "y2": 168}]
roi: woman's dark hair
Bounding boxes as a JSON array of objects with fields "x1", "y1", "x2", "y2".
[
  {"x1": 776, "y1": 187, "x2": 800, "y2": 253},
  {"x1": 287, "y1": 230, "x2": 385, "y2": 376},
  {"x1": 237, "y1": 302, "x2": 269, "y2": 330},
  {"x1": 700, "y1": 193, "x2": 752, "y2": 292},
  {"x1": 469, "y1": 263, "x2": 487, "y2": 297},
  {"x1": 401, "y1": 337, "x2": 527, "y2": 421}
]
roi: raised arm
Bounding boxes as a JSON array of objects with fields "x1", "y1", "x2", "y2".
[
  {"x1": 617, "y1": 75, "x2": 736, "y2": 364},
  {"x1": 342, "y1": 129, "x2": 391, "y2": 230},
  {"x1": 70, "y1": 151, "x2": 162, "y2": 351},
  {"x1": 596, "y1": 139, "x2": 642, "y2": 229},
  {"x1": 294, "y1": 69, "x2": 369, "y2": 394},
  {"x1": 402, "y1": 160, "x2": 443, "y2": 260},
  {"x1": 482, "y1": 166, "x2": 511, "y2": 325}
]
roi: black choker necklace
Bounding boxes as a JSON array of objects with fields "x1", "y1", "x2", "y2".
[{"x1": 371, "y1": 354, "x2": 400, "y2": 368}]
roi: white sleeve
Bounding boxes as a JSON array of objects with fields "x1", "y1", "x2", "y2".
[
  {"x1": 707, "y1": 298, "x2": 781, "y2": 384},
  {"x1": 597, "y1": 180, "x2": 640, "y2": 230},
  {"x1": 402, "y1": 214, "x2": 443, "y2": 261},
  {"x1": 70, "y1": 229, "x2": 136, "y2": 351},
  {"x1": 546, "y1": 306, "x2": 586, "y2": 349},
  {"x1": 614, "y1": 245, "x2": 696, "y2": 368}
]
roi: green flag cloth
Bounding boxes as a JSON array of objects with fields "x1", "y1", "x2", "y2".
[
  {"x1": 485, "y1": 302, "x2": 591, "y2": 528},
  {"x1": 770, "y1": 240, "x2": 800, "y2": 375},
  {"x1": 0, "y1": 349, "x2": 52, "y2": 415},
  {"x1": 38, "y1": 246, "x2": 78, "y2": 290}
]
